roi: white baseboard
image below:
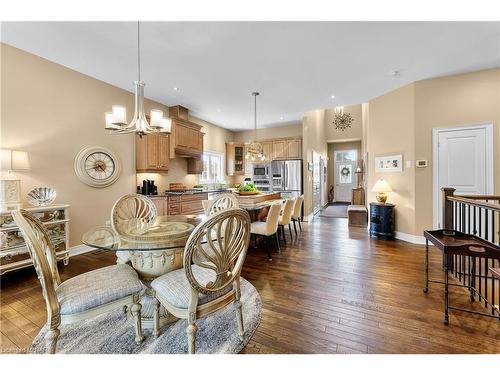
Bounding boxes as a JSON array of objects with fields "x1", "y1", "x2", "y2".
[
  {"x1": 69, "y1": 244, "x2": 94, "y2": 257},
  {"x1": 394, "y1": 231, "x2": 430, "y2": 245}
]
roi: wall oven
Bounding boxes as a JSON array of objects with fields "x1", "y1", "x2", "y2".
[{"x1": 252, "y1": 164, "x2": 272, "y2": 191}]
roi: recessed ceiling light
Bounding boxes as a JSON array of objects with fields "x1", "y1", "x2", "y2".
[
  {"x1": 173, "y1": 87, "x2": 179, "y2": 91},
  {"x1": 280, "y1": 116, "x2": 284, "y2": 120},
  {"x1": 331, "y1": 95, "x2": 335, "y2": 99},
  {"x1": 217, "y1": 108, "x2": 221, "y2": 113}
]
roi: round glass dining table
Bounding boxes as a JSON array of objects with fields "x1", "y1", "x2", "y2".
[
  {"x1": 82, "y1": 214, "x2": 205, "y2": 280},
  {"x1": 82, "y1": 214, "x2": 205, "y2": 328}
]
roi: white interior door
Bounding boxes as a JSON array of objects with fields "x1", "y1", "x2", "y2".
[
  {"x1": 334, "y1": 150, "x2": 357, "y2": 202},
  {"x1": 434, "y1": 124, "x2": 493, "y2": 228}
]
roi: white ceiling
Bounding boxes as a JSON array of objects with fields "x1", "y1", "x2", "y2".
[{"x1": 2, "y1": 22, "x2": 499, "y2": 130}]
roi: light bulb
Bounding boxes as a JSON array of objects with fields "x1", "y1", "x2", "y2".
[
  {"x1": 150, "y1": 110, "x2": 163, "y2": 128},
  {"x1": 105, "y1": 112, "x2": 120, "y2": 130},
  {"x1": 112, "y1": 105, "x2": 127, "y2": 124},
  {"x1": 160, "y1": 118, "x2": 172, "y2": 133}
]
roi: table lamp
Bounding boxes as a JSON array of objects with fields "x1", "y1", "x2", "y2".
[
  {"x1": 372, "y1": 179, "x2": 392, "y2": 204},
  {"x1": 1, "y1": 149, "x2": 31, "y2": 210}
]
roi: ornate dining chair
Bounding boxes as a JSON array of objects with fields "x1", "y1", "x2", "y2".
[
  {"x1": 151, "y1": 208, "x2": 251, "y2": 354},
  {"x1": 207, "y1": 193, "x2": 239, "y2": 216},
  {"x1": 250, "y1": 203, "x2": 282, "y2": 260},
  {"x1": 111, "y1": 194, "x2": 158, "y2": 264},
  {"x1": 277, "y1": 198, "x2": 295, "y2": 244},
  {"x1": 201, "y1": 199, "x2": 213, "y2": 215},
  {"x1": 291, "y1": 195, "x2": 305, "y2": 236},
  {"x1": 12, "y1": 209, "x2": 145, "y2": 354}
]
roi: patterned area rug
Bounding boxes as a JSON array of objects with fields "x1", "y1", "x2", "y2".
[{"x1": 30, "y1": 278, "x2": 261, "y2": 354}]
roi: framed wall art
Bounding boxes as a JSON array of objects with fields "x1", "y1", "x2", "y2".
[{"x1": 375, "y1": 154, "x2": 403, "y2": 173}]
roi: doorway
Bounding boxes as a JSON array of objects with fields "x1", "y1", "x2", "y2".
[
  {"x1": 432, "y1": 123, "x2": 494, "y2": 228},
  {"x1": 312, "y1": 151, "x2": 322, "y2": 215},
  {"x1": 334, "y1": 150, "x2": 357, "y2": 202}
]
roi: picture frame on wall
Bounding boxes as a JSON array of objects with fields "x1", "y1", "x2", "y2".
[{"x1": 375, "y1": 154, "x2": 403, "y2": 173}]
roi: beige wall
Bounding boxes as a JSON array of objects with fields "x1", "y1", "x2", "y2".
[
  {"x1": 367, "y1": 84, "x2": 416, "y2": 235},
  {"x1": 232, "y1": 123, "x2": 302, "y2": 143},
  {"x1": 302, "y1": 110, "x2": 328, "y2": 218},
  {"x1": 324, "y1": 104, "x2": 363, "y2": 142},
  {"x1": 413, "y1": 68, "x2": 500, "y2": 235},
  {"x1": 1, "y1": 43, "x2": 234, "y2": 246},
  {"x1": 327, "y1": 141, "x2": 362, "y2": 191},
  {"x1": 366, "y1": 68, "x2": 500, "y2": 237}
]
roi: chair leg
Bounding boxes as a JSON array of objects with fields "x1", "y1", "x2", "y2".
[
  {"x1": 288, "y1": 224, "x2": 293, "y2": 240},
  {"x1": 130, "y1": 302, "x2": 144, "y2": 344},
  {"x1": 152, "y1": 297, "x2": 160, "y2": 338},
  {"x1": 281, "y1": 225, "x2": 287, "y2": 245},
  {"x1": 265, "y1": 236, "x2": 272, "y2": 261},
  {"x1": 45, "y1": 327, "x2": 60, "y2": 354},
  {"x1": 275, "y1": 232, "x2": 281, "y2": 253},
  {"x1": 233, "y1": 277, "x2": 244, "y2": 338},
  {"x1": 298, "y1": 218, "x2": 303, "y2": 231},
  {"x1": 293, "y1": 220, "x2": 298, "y2": 236}
]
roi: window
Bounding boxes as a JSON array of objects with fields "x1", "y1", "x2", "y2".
[
  {"x1": 335, "y1": 150, "x2": 357, "y2": 162},
  {"x1": 199, "y1": 151, "x2": 223, "y2": 184}
]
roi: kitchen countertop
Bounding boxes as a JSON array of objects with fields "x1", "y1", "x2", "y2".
[{"x1": 140, "y1": 189, "x2": 230, "y2": 197}]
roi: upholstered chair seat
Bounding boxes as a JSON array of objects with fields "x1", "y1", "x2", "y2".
[
  {"x1": 151, "y1": 264, "x2": 232, "y2": 309},
  {"x1": 250, "y1": 203, "x2": 282, "y2": 259},
  {"x1": 57, "y1": 264, "x2": 144, "y2": 315}
]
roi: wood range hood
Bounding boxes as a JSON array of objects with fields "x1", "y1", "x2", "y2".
[
  {"x1": 168, "y1": 105, "x2": 204, "y2": 159},
  {"x1": 168, "y1": 105, "x2": 204, "y2": 174}
]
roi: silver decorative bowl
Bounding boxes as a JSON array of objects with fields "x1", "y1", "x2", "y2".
[{"x1": 27, "y1": 187, "x2": 57, "y2": 207}]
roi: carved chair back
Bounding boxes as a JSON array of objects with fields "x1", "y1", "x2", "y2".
[
  {"x1": 183, "y1": 208, "x2": 251, "y2": 295},
  {"x1": 280, "y1": 199, "x2": 295, "y2": 224},
  {"x1": 201, "y1": 199, "x2": 213, "y2": 215},
  {"x1": 111, "y1": 194, "x2": 158, "y2": 234},
  {"x1": 11, "y1": 210, "x2": 61, "y2": 320},
  {"x1": 207, "y1": 193, "x2": 239, "y2": 216},
  {"x1": 292, "y1": 195, "x2": 304, "y2": 219}
]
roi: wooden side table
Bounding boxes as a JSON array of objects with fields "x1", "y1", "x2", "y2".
[{"x1": 369, "y1": 202, "x2": 395, "y2": 239}]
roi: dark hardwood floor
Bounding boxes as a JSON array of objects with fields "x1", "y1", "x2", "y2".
[{"x1": 1, "y1": 216, "x2": 499, "y2": 354}]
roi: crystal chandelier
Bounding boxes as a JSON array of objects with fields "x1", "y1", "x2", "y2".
[
  {"x1": 245, "y1": 92, "x2": 265, "y2": 162},
  {"x1": 104, "y1": 22, "x2": 171, "y2": 137}
]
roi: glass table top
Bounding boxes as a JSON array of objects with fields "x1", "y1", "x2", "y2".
[{"x1": 82, "y1": 214, "x2": 205, "y2": 251}]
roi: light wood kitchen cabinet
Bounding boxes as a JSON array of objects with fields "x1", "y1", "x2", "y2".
[
  {"x1": 286, "y1": 139, "x2": 302, "y2": 159},
  {"x1": 226, "y1": 142, "x2": 245, "y2": 176},
  {"x1": 136, "y1": 134, "x2": 170, "y2": 173},
  {"x1": 148, "y1": 193, "x2": 207, "y2": 216},
  {"x1": 272, "y1": 140, "x2": 288, "y2": 160},
  {"x1": 261, "y1": 141, "x2": 273, "y2": 162}
]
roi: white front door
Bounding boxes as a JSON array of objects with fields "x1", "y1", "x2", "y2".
[
  {"x1": 434, "y1": 124, "x2": 493, "y2": 228},
  {"x1": 334, "y1": 150, "x2": 357, "y2": 202}
]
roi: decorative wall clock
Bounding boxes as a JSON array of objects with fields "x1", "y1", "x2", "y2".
[{"x1": 74, "y1": 146, "x2": 121, "y2": 187}]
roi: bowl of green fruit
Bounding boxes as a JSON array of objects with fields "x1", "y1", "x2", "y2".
[{"x1": 238, "y1": 182, "x2": 260, "y2": 196}]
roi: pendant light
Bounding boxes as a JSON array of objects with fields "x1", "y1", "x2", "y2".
[
  {"x1": 105, "y1": 21, "x2": 171, "y2": 137},
  {"x1": 245, "y1": 92, "x2": 265, "y2": 162}
]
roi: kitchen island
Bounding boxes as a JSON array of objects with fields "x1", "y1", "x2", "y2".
[{"x1": 235, "y1": 191, "x2": 283, "y2": 221}]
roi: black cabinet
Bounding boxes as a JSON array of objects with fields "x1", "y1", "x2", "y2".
[{"x1": 369, "y1": 202, "x2": 395, "y2": 239}]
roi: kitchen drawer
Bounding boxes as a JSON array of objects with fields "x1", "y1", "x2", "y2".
[
  {"x1": 180, "y1": 193, "x2": 208, "y2": 202},
  {"x1": 180, "y1": 200, "x2": 204, "y2": 215}
]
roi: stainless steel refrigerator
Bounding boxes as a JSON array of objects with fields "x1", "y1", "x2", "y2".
[{"x1": 271, "y1": 159, "x2": 303, "y2": 199}]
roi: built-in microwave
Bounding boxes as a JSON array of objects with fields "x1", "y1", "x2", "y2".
[{"x1": 253, "y1": 164, "x2": 271, "y2": 178}]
